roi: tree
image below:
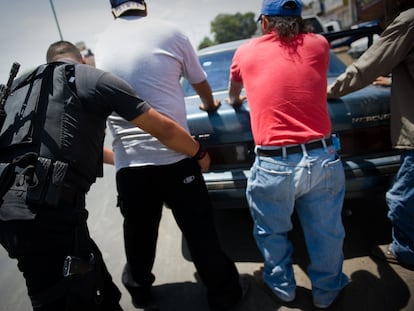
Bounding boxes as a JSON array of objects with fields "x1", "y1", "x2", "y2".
[
  {"x1": 198, "y1": 36, "x2": 215, "y2": 50},
  {"x1": 197, "y1": 12, "x2": 257, "y2": 49}
]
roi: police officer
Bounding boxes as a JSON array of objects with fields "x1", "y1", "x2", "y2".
[{"x1": 0, "y1": 41, "x2": 209, "y2": 310}]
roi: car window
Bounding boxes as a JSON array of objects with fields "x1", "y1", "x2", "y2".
[
  {"x1": 182, "y1": 50, "x2": 234, "y2": 97},
  {"x1": 182, "y1": 48, "x2": 347, "y2": 96}
]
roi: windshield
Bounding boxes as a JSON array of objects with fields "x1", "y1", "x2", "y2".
[
  {"x1": 182, "y1": 49, "x2": 347, "y2": 97},
  {"x1": 182, "y1": 50, "x2": 234, "y2": 97}
]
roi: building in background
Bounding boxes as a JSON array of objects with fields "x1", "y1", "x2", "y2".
[
  {"x1": 304, "y1": 0, "x2": 400, "y2": 30},
  {"x1": 356, "y1": 0, "x2": 400, "y2": 25}
]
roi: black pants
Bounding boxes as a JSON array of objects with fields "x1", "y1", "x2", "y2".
[
  {"x1": 116, "y1": 158, "x2": 242, "y2": 309},
  {"x1": 0, "y1": 195, "x2": 122, "y2": 311}
]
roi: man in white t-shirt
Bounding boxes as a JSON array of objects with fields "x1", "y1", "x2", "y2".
[{"x1": 95, "y1": 1, "x2": 244, "y2": 310}]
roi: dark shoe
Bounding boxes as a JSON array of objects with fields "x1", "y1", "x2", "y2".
[
  {"x1": 210, "y1": 274, "x2": 251, "y2": 311},
  {"x1": 371, "y1": 245, "x2": 414, "y2": 270},
  {"x1": 122, "y1": 264, "x2": 159, "y2": 310}
]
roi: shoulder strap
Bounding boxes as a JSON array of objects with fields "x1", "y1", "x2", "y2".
[
  {"x1": 64, "y1": 64, "x2": 76, "y2": 93},
  {"x1": 0, "y1": 64, "x2": 56, "y2": 160}
]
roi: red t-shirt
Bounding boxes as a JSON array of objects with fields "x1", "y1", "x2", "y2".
[{"x1": 230, "y1": 32, "x2": 331, "y2": 146}]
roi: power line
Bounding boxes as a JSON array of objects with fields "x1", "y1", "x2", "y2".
[{"x1": 49, "y1": 0, "x2": 63, "y2": 40}]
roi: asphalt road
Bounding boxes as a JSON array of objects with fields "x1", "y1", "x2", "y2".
[{"x1": 1, "y1": 161, "x2": 413, "y2": 311}]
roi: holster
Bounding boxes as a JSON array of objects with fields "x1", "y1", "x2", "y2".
[
  {"x1": 26, "y1": 157, "x2": 68, "y2": 208},
  {"x1": 31, "y1": 253, "x2": 100, "y2": 309},
  {"x1": 0, "y1": 154, "x2": 69, "y2": 221},
  {"x1": 0, "y1": 164, "x2": 37, "y2": 220}
]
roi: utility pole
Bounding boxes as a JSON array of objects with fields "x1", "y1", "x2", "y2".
[
  {"x1": 49, "y1": 0, "x2": 63, "y2": 40},
  {"x1": 349, "y1": 0, "x2": 357, "y2": 24}
]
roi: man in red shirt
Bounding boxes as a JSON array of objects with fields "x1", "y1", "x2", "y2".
[{"x1": 228, "y1": 0, "x2": 348, "y2": 308}]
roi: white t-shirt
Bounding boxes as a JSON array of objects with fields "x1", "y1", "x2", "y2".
[{"x1": 95, "y1": 16, "x2": 206, "y2": 170}]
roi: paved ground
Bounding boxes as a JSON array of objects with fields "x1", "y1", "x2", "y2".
[{"x1": 1, "y1": 162, "x2": 413, "y2": 311}]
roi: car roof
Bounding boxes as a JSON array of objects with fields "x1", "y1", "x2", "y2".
[{"x1": 197, "y1": 39, "x2": 249, "y2": 56}]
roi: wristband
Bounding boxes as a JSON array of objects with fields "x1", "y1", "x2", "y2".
[{"x1": 192, "y1": 143, "x2": 207, "y2": 160}]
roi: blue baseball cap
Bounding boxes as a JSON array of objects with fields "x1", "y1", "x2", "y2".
[
  {"x1": 259, "y1": 0, "x2": 303, "y2": 17},
  {"x1": 110, "y1": 0, "x2": 146, "y2": 17}
]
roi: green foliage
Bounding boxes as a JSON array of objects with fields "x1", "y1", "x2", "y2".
[
  {"x1": 197, "y1": 12, "x2": 257, "y2": 49},
  {"x1": 198, "y1": 36, "x2": 215, "y2": 50},
  {"x1": 212, "y1": 12, "x2": 257, "y2": 43}
]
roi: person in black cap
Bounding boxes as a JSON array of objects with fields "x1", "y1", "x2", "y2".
[
  {"x1": 0, "y1": 40, "x2": 211, "y2": 311},
  {"x1": 95, "y1": 1, "x2": 246, "y2": 310},
  {"x1": 228, "y1": 0, "x2": 348, "y2": 309}
]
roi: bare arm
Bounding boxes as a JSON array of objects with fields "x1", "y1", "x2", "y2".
[
  {"x1": 228, "y1": 79, "x2": 246, "y2": 107},
  {"x1": 191, "y1": 79, "x2": 221, "y2": 112},
  {"x1": 130, "y1": 107, "x2": 210, "y2": 171},
  {"x1": 103, "y1": 147, "x2": 114, "y2": 165}
]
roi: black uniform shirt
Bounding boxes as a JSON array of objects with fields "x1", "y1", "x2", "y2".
[{"x1": 60, "y1": 61, "x2": 151, "y2": 190}]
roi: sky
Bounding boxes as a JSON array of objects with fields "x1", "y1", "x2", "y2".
[{"x1": 0, "y1": 0, "x2": 278, "y2": 83}]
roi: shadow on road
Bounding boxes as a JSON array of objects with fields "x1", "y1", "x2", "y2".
[
  {"x1": 211, "y1": 197, "x2": 392, "y2": 263},
  {"x1": 183, "y1": 197, "x2": 414, "y2": 311},
  {"x1": 149, "y1": 274, "x2": 317, "y2": 311},
  {"x1": 148, "y1": 262, "x2": 412, "y2": 311}
]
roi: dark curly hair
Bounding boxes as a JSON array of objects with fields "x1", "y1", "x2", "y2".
[{"x1": 264, "y1": 15, "x2": 314, "y2": 40}]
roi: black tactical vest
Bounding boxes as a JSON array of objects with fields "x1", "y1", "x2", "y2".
[{"x1": 0, "y1": 63, "x2": 99, "y2": 219}]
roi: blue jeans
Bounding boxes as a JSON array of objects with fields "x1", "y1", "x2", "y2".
[
  {"x1": 246, "y1": 145, "x2": 348, "y2": 306},
  {"x1": 387, "y1": 150, "x2": 414, "y2": 266}
]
